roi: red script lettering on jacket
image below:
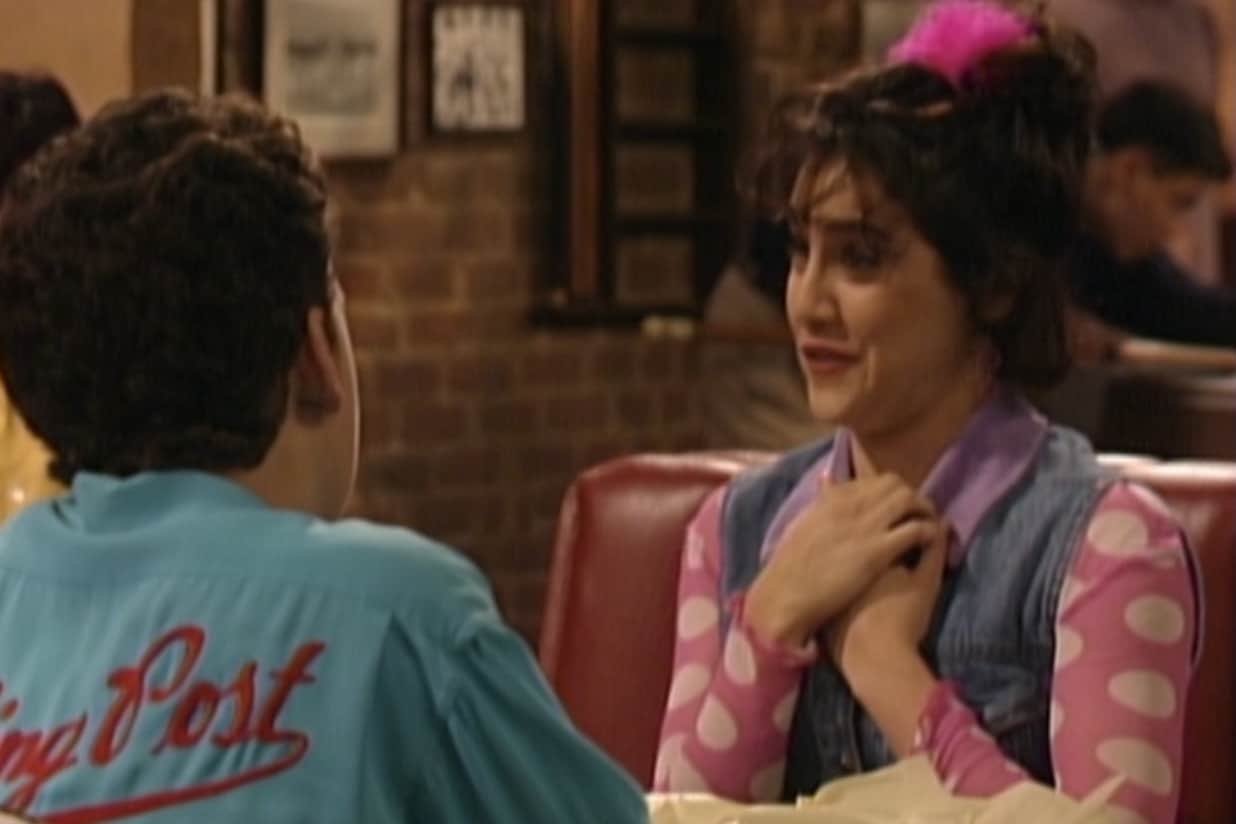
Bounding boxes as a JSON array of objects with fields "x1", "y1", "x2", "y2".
[{"x1": 0, "y1": 624, "x2": 325, "y2": 822}]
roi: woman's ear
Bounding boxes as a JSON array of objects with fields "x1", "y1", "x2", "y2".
[{"x1": 292, "y1": 306, "x2": 345, "y2": 422}]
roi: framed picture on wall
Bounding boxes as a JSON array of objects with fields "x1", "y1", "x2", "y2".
[
  {"x1": 430, "y1": 3, "x2": 526, "y2": 133},
  {"x1": 263, "y1": 0, "x2": 402, "y2": 157}
]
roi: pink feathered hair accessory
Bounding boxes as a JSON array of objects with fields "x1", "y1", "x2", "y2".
[{"x1": 888, "y1": 0, "x2": 1035, "y2": 87}]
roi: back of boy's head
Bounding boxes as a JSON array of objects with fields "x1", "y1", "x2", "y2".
[
  {"x1": 0, "y1": 89, "x2": 331, "y2": 483},
  {"x1": 0, "y1": 71, "x2": 80, "y2": 192},
  {"x1": 1097, "y1": 81, "x2": 1232, "y2": 180}
]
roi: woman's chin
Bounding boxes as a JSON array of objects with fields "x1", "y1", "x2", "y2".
[{"x1": 805, "y1": 388, "x2": 857, "y2": 428}]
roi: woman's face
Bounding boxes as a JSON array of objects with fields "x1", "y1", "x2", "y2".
[{"x1": 785, "y1": 160, "x2": 988, "y2": 439}]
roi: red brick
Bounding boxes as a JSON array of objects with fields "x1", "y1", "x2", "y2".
[
  {"x1": 364, "y1": 452, "x2": 432, "y2": 494},
  {"x1": 517, "y1": 444, "x2": 578, "y2": 478},
  {"x1": 389, "y1": 258, "x2": 458, "y2": 302},
  {"x1": 371, "y1": 358, "x2": 444, "y2": 397},
  {"x1": 641, "y1": 343, "x2": 680, "y2": 381},
  {"x1": 615, "y1": 392, "x2": 654, "y2": 428},
  {"x1": 335, "y1": 259, "x2": 387, "y2": 303},
  {"x1": 410, "y1": 494, "x2": 478, "y2": 538},
  {"x1": 670, "y1": 432, "x2": 706, "y2": 452},
  {"x1": 443, "y1": 209, "x2": 512, "y2": 252},
  {"x1": 592, "y1": 344, "x2": 638, "y2": 382},
  {"x1": 402, "y1": 311, "x2": 464, "y2": 346},
  {"x1": 359, "y1": 401, "x2": 403, "y2": 449},
  {"x1": 403, "y1": 403, "x2": 470, "y2": 445},
  {"x1": 479, "y1": 400, "x2": 539, "y2": 435},
  {"x1": 521, "y1": 347, "x2": 584, "y2": 385},
  {"x1": 524, "y1": 482, "x2": 572, "y2": 523},
  {"x1": 347, "y1": 309, "x2": 400, "y2": 350},
  {"x1": 448, "y1": 355, "x2": 515, "y2": 396},
  {"x1": 545, "y1": 393, "x2": 610, "y2": 431},
  {"x1": 661, "y1": 388, "x2": 693, "y2": 422},
  {"x1": 326, "y1": 158, "x2": 420, "y2": 203},
  {"x1": 434, "y1": 447, "x2": 504, "y2": 487},
  {"x1": 421, "y1": 152, "x2": 529, "y2": 203},
  {"x1": 576, "y1": 437, "x2": 634, "y2": 470},
  {"x1": 510, "y1": 209, "x2": 540, "y2": 252},
  {"x1": 466, "y1": 308, "x2": 529, "y2": 341},
  {"x1": 339, "y1": 207, "x2": 455, "y2": 258},
  {"x1": 464, "y1": 260, "x2": 530, "y2": 303}
]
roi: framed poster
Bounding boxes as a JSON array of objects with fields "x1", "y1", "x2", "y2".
[
  {"x1": 264, "y1": 0, "x2": 402, "y2": 157},
  {"x1": 430, "y1": 3, "x2": 526, "y2": 133}
]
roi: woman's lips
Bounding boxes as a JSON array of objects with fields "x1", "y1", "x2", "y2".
[{"x1": 799, "y1": 341, "x2": 860, "y2": 375}]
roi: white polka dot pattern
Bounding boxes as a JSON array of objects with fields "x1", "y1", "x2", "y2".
[
  {"x1": 667, "y1": 749, "x2": 711, "y2": 792},
  {"x1": 697, "y1": 696, "x2": 738, "y2": 751},
  {"x1": 1107, "y1": 670, "x2": 1177, "y2": 719},
  {"x1": 749, "y1": 761, "x2": 786, "y2": 801},
  {"x1": 677, "y1": 597, "x2": 719, "y2": 640},
  {"x1": 1177, "y1": 502, "x2": 1217, "y2": 542},
  {"x1": 1060, "y1": 576, "x2": 1087, "y2": 612},
  {"x1": 1103, "y1": 805, "x2": 1151, "y2": 824},
  {"x1": 772, "y1": 692, "x2": 797, "y2": 734},
  {"x1": 723, "y1": 632, "x2": 756, "y2": 685},
  {"x1": 1050, "y1": 700, "x2": 1064, "y2": 740},
  {"x1": 1127, "y1": 484, "x2": 1173, "y2": 520},
  {"x1": 654, "y1": 733, "x2": 685, "y2": 787},
  {"x1": 1087, "y1": 510, "x2": 1150, "y2": 556},
  {"x1": 1123, "y1": 595, "x2": 1185, "y2": 644},
  {"x1": 1096, "y1": 738, "x2": 1174, "y2": 796},
  {"x1": 685, "y1": 529, "x2": 705, "y2": 570},
  {"x1": 1056, "y1": 626, "x2": 1084, "y2": 668},
  {"x1": 666, "y1": 664, "x2": 710, "y2": 711}
]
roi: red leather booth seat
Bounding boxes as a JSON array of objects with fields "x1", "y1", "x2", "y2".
[{"x1": 538, "y1": 452, "x2": 1236, "y2": 823}]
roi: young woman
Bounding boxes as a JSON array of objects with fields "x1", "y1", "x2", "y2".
[{"x1": 655, "y1": 4, "x2": 1199, "y2": 823}]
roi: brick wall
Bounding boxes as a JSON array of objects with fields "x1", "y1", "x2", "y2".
[
  {"x1": 332, "y1": 149, "x2": 704, "y2": 637},
  {"x1": 735, "y1": 0, "x2": 861, "y2": 153},
  {"x1": 131, "y1": 0, "x2": 857, "y2": 641}
]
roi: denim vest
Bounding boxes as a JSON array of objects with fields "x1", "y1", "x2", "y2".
[{"x1": 720, "y1": 427, "x2": 1113, "y2": 798}]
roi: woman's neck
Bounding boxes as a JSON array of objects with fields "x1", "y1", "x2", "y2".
[{"x1": 850, "y1": 366, "x2": 994, "y2": 489}]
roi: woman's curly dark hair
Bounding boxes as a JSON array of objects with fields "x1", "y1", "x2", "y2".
[
  {"x1": 751, "y1": 17, "x2": 1096, "y2": 388},
  {"x1": 0, "y1": 88, "x2": 330, "y2": 482}
]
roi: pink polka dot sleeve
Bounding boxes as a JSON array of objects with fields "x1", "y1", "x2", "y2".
[
  {"x1": 916, "y1": 481, "x2": 1196, "y2": 824},
  {"x1": 653, "y1": 487, "x2": 814, "y2": 801}
]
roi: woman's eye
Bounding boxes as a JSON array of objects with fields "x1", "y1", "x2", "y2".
[{"x1": 840, "y1": 241, "x2": 883, "y2": 270}]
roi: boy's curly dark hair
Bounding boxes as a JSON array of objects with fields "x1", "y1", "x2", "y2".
[
  {"x1": 752, "y1": 18, "x2": 1096, "y2": 389},
  {"x1": 0, "y1": 89, "x2": 330, "y2": 482},
  {"x1": 0, "y1": 71, "x2": 80, "y2": 193}
]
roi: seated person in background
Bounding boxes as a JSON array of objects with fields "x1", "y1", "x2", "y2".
[
  {"x1": 703, "y1": 219, "x2": 832, "y2": 450},
  {"x1": 1072, "y1": 82, "x2": 1234, "y2": 351},
  {"x1": 1048, "y1": 0, "x2": 1225, "y2": 286},
  {"x1": 0, "y1": 71, "x2": 78, "y2": 522},
  {"x1": 0, "y1": 90, "x2": 647, "y2": 824},
  {"x1": 654, "y1": 4, "x2": 1199, "y2": 824}
]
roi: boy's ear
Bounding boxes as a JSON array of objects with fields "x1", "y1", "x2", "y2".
[{"x1": 291, "y1": 307, "x2": 344, "y2": 422}]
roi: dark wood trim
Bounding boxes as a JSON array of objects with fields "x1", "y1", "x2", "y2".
[
  {"x1": 614, "y1": 27, "x2": 724, "y2": 49},
  {"x1": 558, "y1": 0, "x2": 603, "y2": 300},
  {"x1": 616, "y1": 121, "x2": 726, "y2": 142},
  {"x1": 1221, "y1": 208, "x2": 1236, "y2": 289}
]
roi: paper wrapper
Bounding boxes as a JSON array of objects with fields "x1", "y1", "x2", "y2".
[{"x1": 647, "y1": 756, "x2": 1123, "y2": 824}]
